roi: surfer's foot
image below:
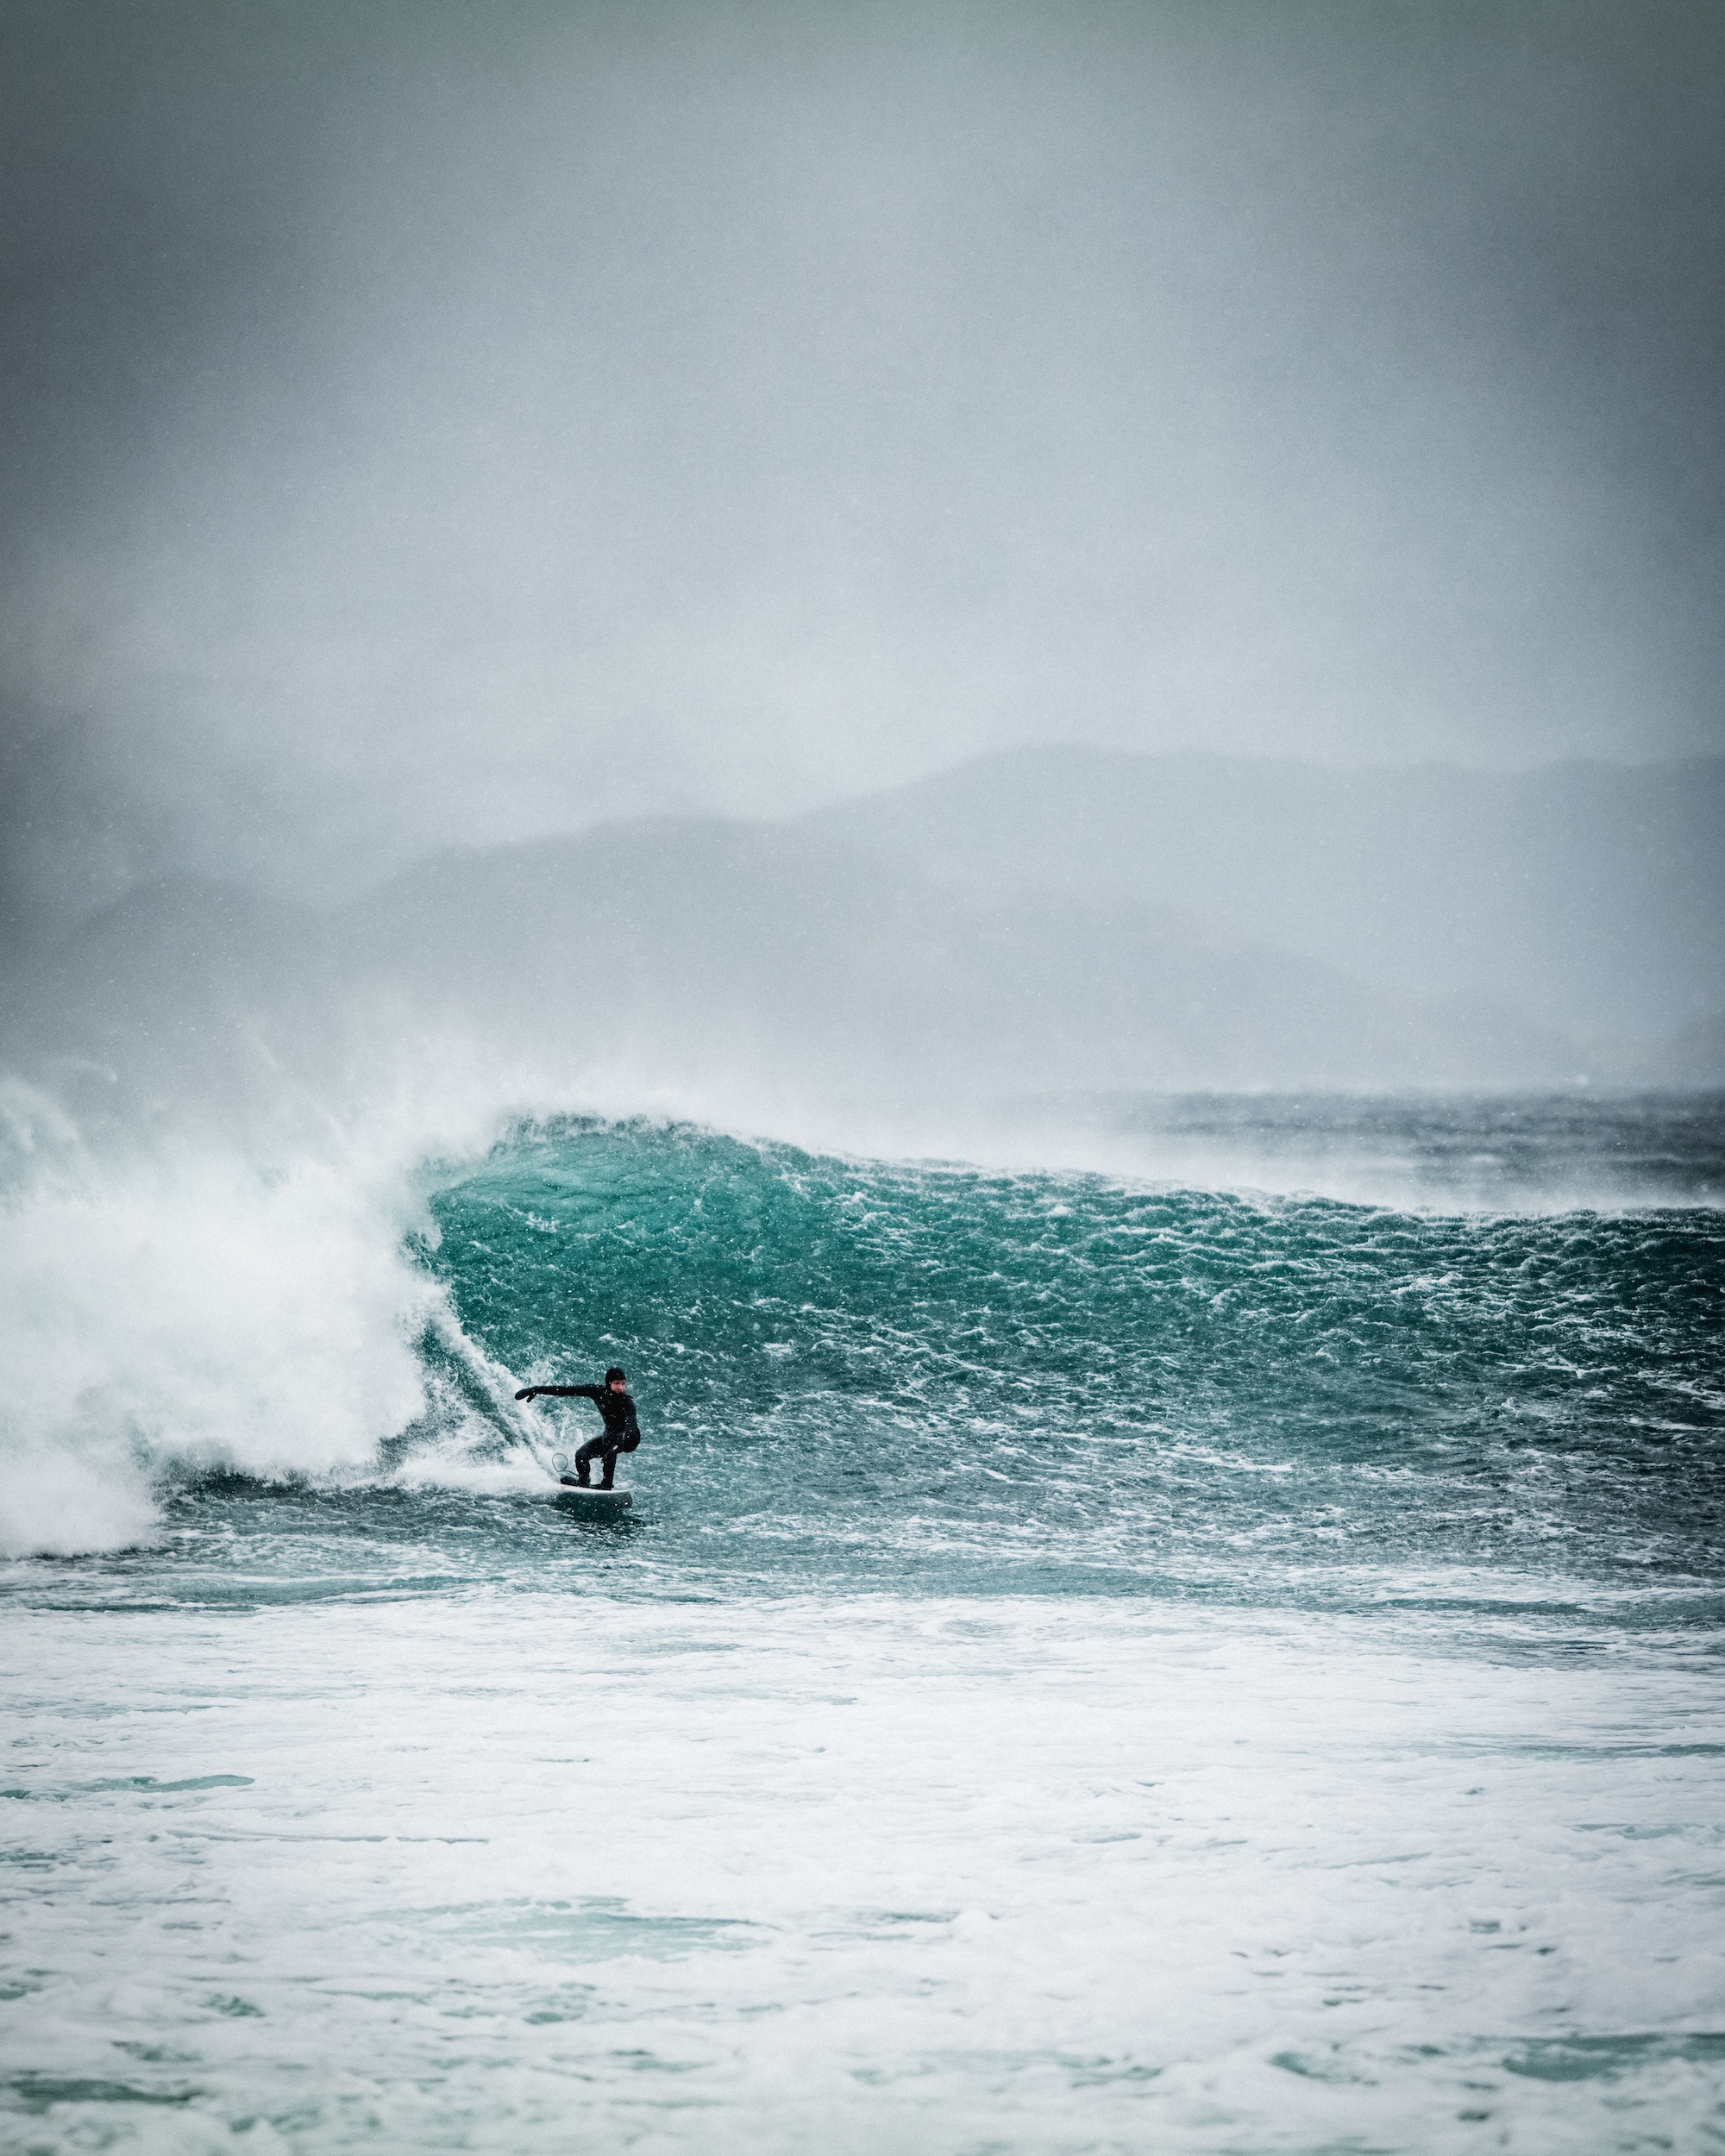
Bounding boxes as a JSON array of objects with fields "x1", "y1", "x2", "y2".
[{"x1": 599, "y1": 1479, "x2": 615, "y2": 1491}]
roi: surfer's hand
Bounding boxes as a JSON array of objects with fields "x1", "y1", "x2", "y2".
[{"x1": 514, "y1": 1388, "x2": 536, "y2": 1401}]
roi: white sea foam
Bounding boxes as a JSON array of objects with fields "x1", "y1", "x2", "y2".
[
  {"x1": 0, "y1": 1151, "x2": 427, "y2": 1555},
  {"x1": 0, "y1": 1062, "x2": 511, "y2": 1557},
  {"x1": 3, "y1": 1593, "x2": 1720, "y2": 2153}
]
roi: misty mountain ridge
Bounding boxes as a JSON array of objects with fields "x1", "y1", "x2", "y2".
[
  {"x1": 808, "y1": 745, "x2": 1725, "y2": 1041},
  {"x1": 13, "y1": 756, "x2": 1716, "y2": 1132}
]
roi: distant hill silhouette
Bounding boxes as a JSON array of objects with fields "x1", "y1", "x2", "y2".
[
  {"x1": 807, "y1": 747, "x2": 1725, "y2": 1040},
  {"x1": 11, "y1": 815, "x2": 1607, "y2": 1130}
]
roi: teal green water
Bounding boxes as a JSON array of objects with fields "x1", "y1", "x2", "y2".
[
  {"x1": 398, "y1": 1115, "x2": 1724, "y2": 1608},
  {"x1": 24, "y1": 1107, "x2": 1711, "y2": 1620}
]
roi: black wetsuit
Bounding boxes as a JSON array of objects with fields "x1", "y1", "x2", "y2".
[{"x1": 525, "y1": 1383, "x2": 641, "y2": 1488}]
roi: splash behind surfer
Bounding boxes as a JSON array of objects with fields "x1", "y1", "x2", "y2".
[{"x1": 515, "y1": 1367, "x2": 641, "y2": 1489}]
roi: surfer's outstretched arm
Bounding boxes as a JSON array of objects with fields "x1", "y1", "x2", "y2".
[{"x1": 515, "y1": 1384, "x2": 604, "y2": 1402}]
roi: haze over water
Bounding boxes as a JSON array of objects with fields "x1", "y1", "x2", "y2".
[{"x1": 3, "y1": 4, "x2": 1723, "y2": 2152}]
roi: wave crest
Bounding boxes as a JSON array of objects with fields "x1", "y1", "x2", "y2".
[{"x1": 0, "y1": 1112, "x2": 452, "y2": 1557}]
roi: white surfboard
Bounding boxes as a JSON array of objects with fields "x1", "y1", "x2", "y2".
[{"x1": 555, "y1": 1482, "x2": 633, "y2": 1510}]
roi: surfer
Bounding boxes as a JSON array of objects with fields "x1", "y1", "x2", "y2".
[{"x1": 515, "y1": 1367, "x2": 641, "y2": 1489}]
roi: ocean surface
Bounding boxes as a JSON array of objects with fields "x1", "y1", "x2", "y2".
[{"x1": 3, "y1": 1094, "x2": 1723, "y2": 2153}]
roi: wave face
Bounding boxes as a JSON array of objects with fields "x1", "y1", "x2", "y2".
[
  {"x1": 396, "y1": 1115, "x2": 1725, "y2": 1609},
  {"x1": 3, "y1": 1097, "x2": 1720, "y2": 1594}
]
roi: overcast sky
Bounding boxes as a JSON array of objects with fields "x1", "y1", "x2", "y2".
[{"x1": 2, "y1": 0, "x2": 1722, "y2": 928}]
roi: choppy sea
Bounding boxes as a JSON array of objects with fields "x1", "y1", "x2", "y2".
[{"x1": 3, "y1": 1094, "x2": 1722, "y2": 2153}]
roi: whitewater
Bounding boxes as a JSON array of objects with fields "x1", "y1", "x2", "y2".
[{"x1": 3, "y1": 1094, "x2": 1722, "y2": 2152}]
